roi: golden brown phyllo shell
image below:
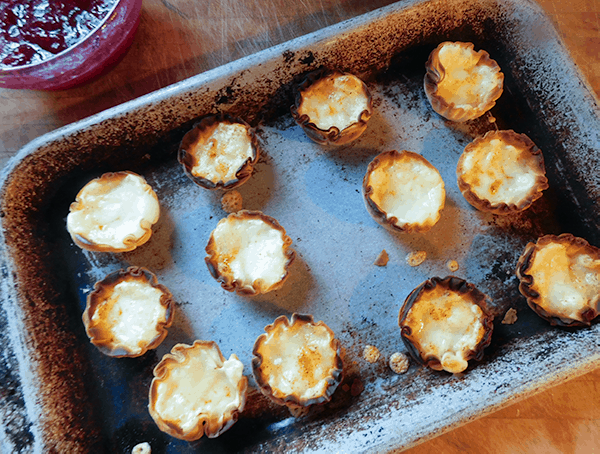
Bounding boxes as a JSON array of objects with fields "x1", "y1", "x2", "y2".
[
  {"x1": 399, "y1": 276, "x2": 494, "y2": 374},
  {"x1": 149, "y1": 341, "x2": 247, "y2": 441},
  {"x1": 252, "y1": 313, "x2": 343, "y2": 416},
  {"x1": 82, "y1": 266, "x2": 174, "y2": 357},
  {"x1": 457, "y1": 130, "x2": 548, "y2": 214},
  {"x1": 291, "y1": 68, "x2": 373, "y2": 145},
  {"x1": 178, "y1": 114, "x2": 260, "y2": 190},
  {"x1": 424, "y1": 41, "x2": 504, "y2": 122},
  {"x1": 205, "y1": 210, "x2": 295, "y2": 295},
  {"x1": 516, "y1": 234, "x2": 600, "y2": 327},
  {"x1": 363, "y1": 150, "x2": 446, "y2": 233},
  {"x1": 66, "y1": 171, "x2": 160, "y2": 253}
]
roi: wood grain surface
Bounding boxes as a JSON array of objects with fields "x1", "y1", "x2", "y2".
[{"x1": 1, "y1": 0, "x2": 599, "y2": 453}]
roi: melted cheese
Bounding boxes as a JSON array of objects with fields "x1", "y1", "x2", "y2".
[
  {"x1": 92, "y1": 280, "x2": 166, "y2": 354},
  {"x1": 257, "y1": 321, "x2": 337, "y2": 400},
  {"x1": 435, "y1": 43, "x2": 501, "y2": 110},
  {"x1": 190, "y1": 122, "x2": 253, "y2": 183},
  {"x1": 67, "y1": 173, "x2": 159, "y2": 249},
  {"x1": 369, "y1": 153, "x2": 445, "y2": 227},
  {"x1": 404, "y1": 287, "x2": 485, "y2": 374},
  {"x1": 459, "y1": 137, "x2": 541, "y2": 205},
  {"x1": 153, "y1": 345, "x2": 244, "y2": 434},
  {"x1": 298, "y1": 74, "x2": 369, "y2": 131},
  {"x1": 212, "y1": 217, "x2": 288, "y2": 288},
  {"x1": 528, "y1": 242, "x2": 600, "y2": 321}
]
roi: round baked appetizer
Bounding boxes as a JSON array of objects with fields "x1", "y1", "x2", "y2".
[
  {"x1": 66, "y1": 171, "x2": 160, "y2": 253},
  {"x1": 178, "y1": 114, "x2": 259, "y2": 190},
  {"x1": 363, "y1": 150, "x2": 446, "y2": 233},
  {"x1": 252, "y1": 313, "x2": 343, "y2": 416},
  {"x1": 457, "y1": 130, "x2": 548, "y2": 214},
  {"x1": 82, "y1": 267, "x2": 174, "y2": 357},
  {"x1": 516, "y1": 234, "x2": 600, "y2": 327},
  {"x1": 291, "y1": 68, "x2": 373, "y2": 145},
  {"x1": 149, "y1": 341, "x2": 247, "y2": 441},
  {"x1": 398, "y1": 276, "x2": 494, "y2": 374},
  {"x1": 424, "y1": 41, "x2": 504, "y2": 122},
  {"x1": 205, "y1": 210, "x2": 295, "y2": 295}
]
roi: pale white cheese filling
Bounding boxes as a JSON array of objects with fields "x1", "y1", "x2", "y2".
[
  {"x1": 153, "y1": 345, "x2": 245, "y2": 434},
  {"x1": 528, "y1": 242, "x2": 600, "y2": 321},
  {"x1": 369, "y1": 155, "x2": 445, "y2": 227},
  {"x1": 435, "y1": 43, "x2": 501, "y2": 110},
  {"x1": 405, "y1": 290, "x2": 485, "y2": 374},
  {"x1": 459, "y1": 138, "x2": 540, "y2": 205},
  {"x1": 91, "y1": 280, "x2": 166, "y2": 355},
  {"x1": 258, "y1": 322, "x2": 337, "y2": 400},
  {"x1": 67, "y1": 173, "x2": 159, "y2": 249},
  {"x1": 190, "y1": 122, "x2": 253, "y2": 183},
  {"x1": 212, "y1": 218, "x2": 288, "y2": 288},
  {"x1": 298, "y1": 74, "x2": 369, "y2": 131}
]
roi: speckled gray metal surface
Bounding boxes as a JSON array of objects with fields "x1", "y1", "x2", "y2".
[{"x1": 1, "y1": 0, "x2": 600, "y2": 452}]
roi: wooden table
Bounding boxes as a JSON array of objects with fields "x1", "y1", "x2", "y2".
[{"x1": 1, "y1": 0, "x2": 599, "y2": 452}]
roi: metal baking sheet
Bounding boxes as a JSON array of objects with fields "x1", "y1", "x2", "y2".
[{"x1": 2, "y1": 0, "x2": 600, "y2": 452}]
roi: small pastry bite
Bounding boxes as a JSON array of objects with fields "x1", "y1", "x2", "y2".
[
  {"x1": 363, "y1": 150, "x2": 445, "y2": 233},
  {"x1": 252, "y1": 314, "x2": 343, "y2": 416},
  {"x1": 205, "y1": 210, "x2": 295, "y2": 295},
  {"x1": 149, "y1": 341, "x2": 247, "y2": 441},
  {"x1": 424, "y1": 41, "x2": 504, "y2": 122},
  {"x1": 457, "y1": 130, "x2": 548, "y2": 214},
  {"x1": 516, "y1": 234, "x2": 600, "y2": 327},
  {"x1": 398, "y1": 276, "x2": 494, "y2": 374},
  {"x1": 291, "y1": 68, "x2": 373, "y2": 145},
  {"x1": 66, "y1": 171, "x2": 160, "y2": 253},
  {"x1": 178, "y1": 114, "x2": 259, "y2": 190},
  {"x1": 82, "y1": 267, "x2": 174, "y2": 357}
]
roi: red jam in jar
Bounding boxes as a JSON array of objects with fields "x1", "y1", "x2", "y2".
[
  {"x1": 0, "y1": 0, "x2": 142, "y2": 90},
  {"x1": 0, "y1": 0, "x2": 117, "y2": 67}
]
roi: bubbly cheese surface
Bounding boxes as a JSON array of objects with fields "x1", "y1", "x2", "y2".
[
  {"x1": 190, "y1": 122, "x2": 253, "y2": 183},
  {"x1": 67, "y1": 173, "x2": 159, "y2": 249},
  {"x1": 404, "y1": 287, "x2": 485, "y2": 374},
  {"x1": 369, "y1": 154, "x2": 445, "y2": 227},
  {"x1": 257, "y1": 321, "x2": 337, "y2": 400},
  {"x1": 153, "y1": 346, "x2": 244, "y2": 434},
  {"x1": 459, "y1": 137, "x2": 541, "y2": 205},
  {"x1": 213, "y1": 217, "x2": 288, "y2": 288},
  {"x1": 298, "y1": 74, "x2": 369, "y2": 131},
  {"x1": 435, "y1": 43, "x2": 501, "y2": 110},
  {"x1": 528, "y1": 242, "x2": 600, "y2": 321},
  {"x1": 92, "y1": 280, "x2": 166, "y2": 354}
]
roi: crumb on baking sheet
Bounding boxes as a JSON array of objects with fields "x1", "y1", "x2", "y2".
[
  {"x1": 374, "y1": 249, "x2": 389, "y2": 266},
  {"x1": 389, "y1": 352, "x2": 410, "y2": 374},
  {"x1": 447, "y1": 259, "x2": 459, "y2": 272},
  {"x1": 132, "y1": 442, "x2": 151, "y2": 454},
  {"x1": 363, "y1": 345, "x2": 380, "y2": 363},
  {"x1": 221, "y1": 190, "x2": 243, "y2": 213},
  {"x1": 407, "y1": 250, "x2": 427, "y2": 267},
  {"x1": 502, "y1": 308, "x2": 518, "y2": 325}
]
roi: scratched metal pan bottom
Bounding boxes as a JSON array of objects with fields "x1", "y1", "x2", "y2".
[{"x1": 2, "y1": 0, "x2": 600, "y2": 452}]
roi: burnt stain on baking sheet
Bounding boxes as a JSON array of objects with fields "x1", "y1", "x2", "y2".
[
  {"x1": 299, "y1": 50, "x2": 316, "y2": 66},
  {"x1": 0, "y1": 303, "x2": 35, "y2": 452},
  {"x1": 282, "y1": 49, "x2": 295, "y2": 64}
]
